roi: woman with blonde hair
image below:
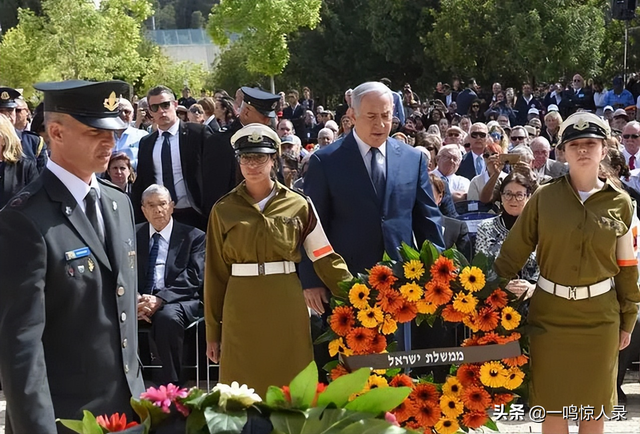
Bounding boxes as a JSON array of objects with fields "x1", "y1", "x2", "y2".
[
  {"x1": 542, "y1": 110, "x2": 563, "y2": 150},
  {"x1": 0, "y1": 115, "x2": 38, "y2": 207}
]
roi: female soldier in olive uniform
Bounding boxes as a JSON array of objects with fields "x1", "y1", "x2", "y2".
[
  {"x1": 204, "y1": 124, "x2": 352, "y2": 396},
  {"x1": 495, "y1": 112, "x2": 640, "y2": 434}
]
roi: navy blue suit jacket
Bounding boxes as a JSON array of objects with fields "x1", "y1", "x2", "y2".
[
  {"x1": 299, "y1": 132, "x2": 444, "y2": 289},
  {"x1": 456, "y1": 151, "x2": 479, "y2": 181}
]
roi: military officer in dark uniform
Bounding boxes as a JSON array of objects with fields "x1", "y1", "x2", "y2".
[
  {"x1": 0, "y1": 87, "x2": 48, "y2": 172},
  {"x1": 201, "y1": 86, "x2": 280, "y2": 217},
  {"x1": 0, "y1": 80, "x2": 145, "y2": 434}
]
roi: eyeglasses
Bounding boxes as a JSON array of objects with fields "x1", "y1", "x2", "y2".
[
  {"x1": 501, "y1": 191, "x2": 528, "y2": 201},
  {"x1": 511, "y1": 136, "x2": 526, "y2": 141},
  {"x1": 470, "y1": 132, "x2": 487, "y2": 139},
  {"x1": 623, "y1": 134, "x2": 640, "y2": 139},
  {"x1": 237, "y1": 153, "x2": 270, "y2": 166},
  {"x1": 149, "y1": 101, "x2": 172, "y2": 113}
]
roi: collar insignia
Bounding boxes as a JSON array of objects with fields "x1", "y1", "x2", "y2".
[
  {"x1": 248, "y1": 131, "x2": 263, "y2": 143},
  {"x1": 103, "y1": 91, "x2": 119, "y2": 111},
  {"x1": 573, "y1": 119, "x2": 590, "y2": 131},
  {"x1": 1, "y1": 92, "x2": 9, "y2": 101}
]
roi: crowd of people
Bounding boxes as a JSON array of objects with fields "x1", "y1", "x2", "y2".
[{"x1": 0, "y1": 74, "x2": 639, "y2": 434}]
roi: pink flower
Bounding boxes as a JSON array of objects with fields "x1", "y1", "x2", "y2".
[
  {"x1": 385, "y1": 411, "x2": 400, "y2": 426},
  {"x1": 175, "y1": 401, "x2": 191, "y2": 417},
  {"x1": 140, "y1": 383, "x2": 189, "y2": 413}
]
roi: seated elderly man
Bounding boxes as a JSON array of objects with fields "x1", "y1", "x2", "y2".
[
  {"x1": 137, "y1": 184, "x2": 205, "y2": 385},
  {"x1": 432, "y1": 144, "x2": 470, "y2": 201}
]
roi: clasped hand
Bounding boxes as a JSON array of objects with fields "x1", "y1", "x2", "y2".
[{"x1": 137, "y1": 294, "x2": 163, "y2": 323}]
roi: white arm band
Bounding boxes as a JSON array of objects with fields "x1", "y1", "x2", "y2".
[{"x1": 302, "y1": 200, "x2": 334, "y2": 262}]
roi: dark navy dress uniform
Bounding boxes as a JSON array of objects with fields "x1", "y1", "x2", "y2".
[{"x1": 0, "y1": 80, "x2": 145, "y2": 434}]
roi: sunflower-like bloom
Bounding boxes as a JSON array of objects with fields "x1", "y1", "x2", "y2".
[
  {"x1": 441, "y1": 304, "x2": 465, "y2": 322},
  {"x1": 452, "y1": 292, "x2": 478, "y2": 313},
  {"x1": 368, "y1": 265, "x2": 397, "y2": 291},
  {"x1": 461, "y1": 385, "x2": 492, "y2": 411},
  {"x1": 395, "y1": 299, "x2": 418, "y2": 323},
  {"x1": 329, "y1": 306, "x2": 356, "y2": 337},
  {"x1": 439, "y1": 394, "x2": 464, "y2": 418},
  {"x1": 392, "y1": 398, "x2": 417, "y2": 423},
  {"x1": 414, "y1": 400, "x2": 441, "y2": 427},
  {"x1": 380, "y1": 314, "x2": 398, "y2": 334},
  {"x1": 410, "y1": 383, "x2": 440, "y2": 404},
  {"x1": 479, "y1": 361, "x2": 508, "y2": 388},
  {"x1": 456, "y1": 364, "x2": 481, "y2": 387},
  {"x1": 501, "y1": 306, "x2": 522, "y2": 330},
  {"x1": 346, "y1": 327, "x2": 374, "y2": 353},
  {"x1": 459, "y1": 266, "x2": 486, "y2": 292},
  {"x1": 390, "y1": 374, "x2": 414, "y2": 388},
  {"x1": 367, "y1": 374, "x2": 389, "y2": 389},
  {"x1": 370, "y1": 332, "x2": 387, "y2": 353},
  {"x1": 376, "y1": 289, "x2": 403, "y2": 314},
  {"x1": 403, "y1": 259, "x2": 425, "y2": 280},
  {"x1": 430, "y1": 256, "x2": 457, "y2": 283},
  {"x1": 416, "y1": 299, "x2": 437, "y2": 314},
  {"x1": 462, "y1": 410, "x2": 489, "y2": 429},
  {"x1": 486, "y1": 288, "x2": 509, "y2": 309},
  {"x1": 476, "y1": 307, "x2": 500, "y2": 332},
  {"x1": 357, "y1": 305, "x2": 384, "y2": 328},
  {"x1": 424, "y1": 280, "x2": 453, "y2": 306},
  {"x1": 348, "y1": 283, "x2": 370, "y2": 310},
  {"x1": 504, "y1": 366, "x2": 525, "y2": 390},
  {"x1": 400, "y1": 282, "x2": 423, "y2": 302},
  {"x1": 434, "y1": 417, "x2": 460, "y2": 434},
  {"x1": 462, "y1": 311, "x2": 480, "y2": 333},
  {"x1": 442, "y1": 376, "x2": 463, "y2": 398},
  {"x1": 328, "y1": 338, "x2": 344, "y2": 357}
]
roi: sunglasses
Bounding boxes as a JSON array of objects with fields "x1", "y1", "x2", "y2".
[
  {"x1": 490, "y1": 132, "x2": 502, "y2": 141},
  {"x1": 511, "y1": 136, "x2": 526, "y2": 141},
  {"x1": 189, "y1": 107, "x2": 203, "y2": 115},
  {"x1": 623, "y1": 134, "x2": 640, "y2": 139},
  {"x1": 149, "y1": 101, "x2": 172, "y2": 113},
  {"x1": 470, "y1": 132, "x2": 487, "y2": 139}
]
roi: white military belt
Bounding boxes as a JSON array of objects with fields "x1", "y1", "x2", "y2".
[
  {"x1": 537, "y1": 276, "x2": 612, "y2": 300},
  {"x1": 231, "y1": 261, "x2": 296, "y2": 277}
]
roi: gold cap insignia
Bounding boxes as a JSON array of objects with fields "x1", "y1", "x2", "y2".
[
  {"x1": 573, "y1": 119, "x2": 590, "y2": 131},
  {"x1": 248, "y1": 131, "x2": 263, "y2": 143},
  {"x1": 1, "y1": 91, "x2": 9, "y2": 100},
  {"x1": 103, "y1": 91, "x2": 119, "y2": 111}
]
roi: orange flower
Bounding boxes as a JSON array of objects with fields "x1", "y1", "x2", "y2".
[
  {"x1": 492, "y1": 393, "x2": 514, "y2": 406},
  {"x1": 392, "y1": 398, "x2": 417, "y2": 423},
  {"x1": 424, "y1": 280, "x2": 453, "y2": 306},
  {"x1": 395, "y1": 299, "x2": 418, "y2": 323},
  {"x1": 330, "y1": 364, "x2": 349, "y2": 380},
  {"x1": 370, "y1": 332, "x2": 387, "y2": 353},
  {"x1": 441, "y1": 304, "x2": 465, "y2": 323},
  {"x1": 486, "y1": 288, "x2": 509, "y2": 309},
  {"x1": 456, "y1": 364, "x2": 481, "y2": 387},
  {"x1": 96, "y1": 413, "x2": 138, "y2": 432},
  {"x1": 502, "y1": 332, "x2": 521, "y2": 343},
  {"x1": 478, "y1": 332, "x2": 503, "y2": 345},
  {"x1": 503, "y1": 354, "x2": 529, "y2": 367},
  {"x1": 410, "y1": 383, "x2": 440, "y2": 404},
  {"x1": 414, "y1": 400, "x2": 441, "y2": 427},
  {"x1": 461, "y1": 385, "x2": 492, "y2": 411},
  {"x1": 390, "y1": 374, "x2": 414, "y2": 388},
  {"x1": 404, "y1": 419, "x2": 422, "y2": 430},
  {"x1": 329, "y1": 306, "x2": 356, "y2": 337},
  {"x1": 376, "y1": 289, "x2": 403, "y2": 314},
  {"x1": 462, "y1": 410, "x2": 489, "y2": 429},
  {"x1": 476, "y1": 307, "x2": 500, "y2": 332},
  {"x1": 346, "y1": 327, "x2": 374, "y2": 353},
  {"x1": 368, "y1": 265, "x2": 397, "y2": 291},
  {"x1": 461, "y1": 335, "x2": 480, "y2": 347},
  {"x1": 430, "y1": 256, "x2": 457, "y2": 283}
]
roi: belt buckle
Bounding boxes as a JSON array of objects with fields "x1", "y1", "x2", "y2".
[
  {"x1": 567, "y1": 286, "x2": 577, "y2": 300},
  {"x1": 258, "y1": 263, "x2": 265, "y2": 276}
]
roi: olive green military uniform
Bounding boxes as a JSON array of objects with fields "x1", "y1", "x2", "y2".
[
  {"x1": 495, "y1": 175, "x2": 640, "y2": 413},
  {"x1": 204, "y1": 181, "x2": 352, "y2": 396}
]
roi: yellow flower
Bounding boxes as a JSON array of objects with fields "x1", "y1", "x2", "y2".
[
  {"x1": 349, "y1": 283, "x2": 370, "y2": 309},
  {"x1": 400, "y1": 282, "x2": 423, "y2": 302},
  {"x1": 434, "y1": 417, "x2": 460, "y2": 434},
  {"x1": 416, "y1": 299, "x2": 437, "y2": 314},
  {"x1": 442, "y1": 376, "x2": 463, "y2": 398},
  {"x1": 501, "y1": 306, "x2": 522, "y2": 330},
  {"x1": 459, "y1": 266, "x2": 486, "y2": 292},
  {"x1": 367, "y1": 374, "x2": 389, "y2": 389},
  {"x1": 505, "y1": 367, "x2": 525, "y2": 390},
  {"x1": 380, "y1": 314, "x2": 398, "y2": 334},
  {"x1": 479, "y1": 361, "x2": 508, "y2": 388},
  {"x1": 328, "y1": 338, "x2": 343, "y2": 357},
  {"x1": 403, "y1": 259, "x2": 425, "y2": 280},
  {"x1": 357, "y1": 306, "x2": 384, "y2": 328},
  {"x1": 439, "y1": 395, "x2": 464, "y2": 418},
  {"x1": 462, "y1": 311, "x2": 479, "y2": 332},
  {"x1": 453, "y1": 292, "x2": 478, "y2": 314}
]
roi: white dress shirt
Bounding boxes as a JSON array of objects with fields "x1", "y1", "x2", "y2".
[
  {"x1": 353, "y1": 128, "x2": 387, "y2": 179},
  {"x1": 623, "y1": 148, "x2": 640, "y2": 168},
  {"x1": 430, "y1": 168, "x2": 471, "y2": 194},
  {"x1": 149, "y1": 217, "x2": 174, "y2": 291},
  {"x1": 152, "y1": 120, "x2": 192, "y2": 209}
]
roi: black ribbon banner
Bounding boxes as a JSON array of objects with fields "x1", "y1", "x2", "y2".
[{"x1": 341, "y1": 341, "x2": 521, "y2": 371}]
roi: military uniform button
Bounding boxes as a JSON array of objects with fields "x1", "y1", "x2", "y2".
[
  {"x1": 122, "y1": 338, "x2": 128, "y2": 348},
  {"x1": 121, "y1": 312, "x2": 127, "y2": 322},
  {"x1": 124, "y1": 364, "x2": 129, "y2": 373},
  {"x1": 117, "y1": 286, "x2": 125, "y2": 296}
]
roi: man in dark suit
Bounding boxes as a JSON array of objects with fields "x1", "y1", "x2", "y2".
[
  {"x1": 457, "y1": 122, "x2": 489, "y2": 180},
  {"x1": 530, "y1": 137, "x2": 568, "y2": 180},
  {"x1": 137, "y1": 184, "x2": 205, "y2": 386},
  {"x1": 283, "y1": 89, "x2": 306, "y2": 141},
  {"x1": 300, "y1": 81, "x2": 444, "y2": 352},
  {"x1": 513, "y1": 83, "x2": 543, "y2": 126},
  {"x1": 0, "y1": 80, "x2": 144, "y2": 433},
  {"x1": 566, "y1": 74, "x2": 595, "y2": 115},
  {"x1": 201, "y1": 87, "x2": 280, "y2": 217},
  {"x1": 131, "y1": 85, "x2": 212, "y2": 231}
]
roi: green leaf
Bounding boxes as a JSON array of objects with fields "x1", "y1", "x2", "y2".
[
  {"x1": 426, "y1": 314, "x2": 437, "y2": 327},
  {"x1": 419, "y1": 240, "x2": 440, "y2": 268},
  {"x1": 386, "y1": 368, "x2": 402, "y2": 377},
  {"x1": 344, "y1": 387, "x2": 411, "y2": 414},
  {"x1": 313, "y1": 328, "x2": 338, "y2": 345},
  {"x1": 77, "y1": 411, "x2": 104, "y2": 434},
  {"x1": 288, "y1": 361, "x2": 318, "y2": 408},
  {"x1": 316, "y1": 367, "x2": 370, "y2": 408},
  {"x1": 444, "y1": 247, "x2": 471, "y2": 269},
  {"x1": 382, "y1": 251, "x2": 392, "y2": 262},
  {"x1": 130, "y1": 398, "x2": 170, "y2": 427},
  {"x1": 449, "y1": 364, "x2": 459, "y2": 375},
  {"x1": 185, "y1": 410, "x2": 207, "y2": 434},
  {"x1": 471, "y1": 252, "x2": 490, "y2": 273},
  {"x1": 398, "y1": 242, "x2": 420, "y2": 261},
  {"x1": 204, "y1": 408, "x2": 247, "y2": 434},
  {"x1": 56, "y1": 418, "x2": 86, "y2": 434},
  {"x1": 266, "y1": 386, "x2": 288, "y2": 407},
  {"x1": 484, "y1": 417, "x2": 499, "y2": 431},
  {"x1": 323, "y1": 360, "x2": 340, "y2": 375},
  {"x1": 269, "y1": 410, "x2": 306, "y2": 434},
  {"x1": 341, "y1": 418, "x2": 409, "y2": 434}
]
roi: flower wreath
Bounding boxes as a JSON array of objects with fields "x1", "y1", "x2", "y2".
[{"x1": 321, "y1": 241, "x2": 529, "y2": 433}]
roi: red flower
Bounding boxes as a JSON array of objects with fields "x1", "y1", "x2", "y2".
[
  {"x1": 368, "y1": 265, "x2": 397, "y2": 291},
  {"x1": 430, "y1": 256, "x2": 457, "y2": 283},
  {"x1": 330, "y1": 365, "x2": 349, "y2": 380},
  {"x1": 461, "y1": 385, "x2": 492, "y2": 412},
  {"x1": 329, "y1": 306, "x2": 356, "y2": 337},
  {"x1": 410, "y1": 383, "x2": 440, "y2": 404},
  {"x1": 461, "y1": 335, "x2": 480, "y2": 347},
  {"x1": 456, "y1": 364, "x2": 481, "y2": 387},
  {"x1": 390, "y1": 374, "x2": 414, "y2": 388},
  {"x1": 392, "y1": 398, "x2": 417, "y2": 423},
  {"x1": 96, "y1": 413, "x2": 139, "y2": 432},
  {"x1": 376, "y1": 289, "x2": 403, "y2": 314},
  {"x1": 423, "y1": 280, "x2": 454, "y2": 306},
  {"x1": 441, "y1": 304, "x2": 465, "y2": 323},
  {"x1": 475, "y1": 307, "x2": 500, "y2": 332},
  {"x1": 346, "y1": 327, "x2": 375, "y2": 354},
  {"x1": 414, "y1": 400, "x2": 441, "y2": 427},
  {"x1": 311, "y1": 383, "x2": 326, "y2": 406},
  {"x1": 486, "y1": 288, "x2": 509, "y2": 309},
  {"x1": 492, "y1": 393, "x2": 515, "y2": 406},
  {"x1": 395, "y1": 299, "x2": 418, "y2": 323},
  {"x1": 370, "y1": 332, "x2": 387, "y2": 353},
  {"x1": 462, "y1": 410, "x2": 489, "y2": 429},
  {"x1": 282, "y1": 385, "x2": 291, "y2": 402}
]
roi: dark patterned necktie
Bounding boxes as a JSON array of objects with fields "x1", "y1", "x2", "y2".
[
  {"x1": 84, "y1": 188, "x2": 105, "y2": 246},
  {"x1": 145, "y1": 233, "x2": 162, "y2": 294},
  {"x1": 161, "y1": 132, "x2": 178, "y2": 203},
  {"x1": 370, "y1": 147, "x2": 386, "y2": 201}
]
